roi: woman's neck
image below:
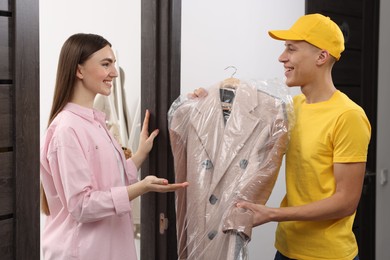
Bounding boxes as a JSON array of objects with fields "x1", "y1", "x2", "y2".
[{"x1": 70, "y1": 83, "x2": 96, "y2": 108}]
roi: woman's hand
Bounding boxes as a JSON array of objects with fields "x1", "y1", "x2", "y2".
[
  {"x1": 127, "y1": 176, "x2": 189, "y2": 201},
  {"x1": 131, "y1": 109, "x2": 159, "y2": 169},
  {"x1": 138, "y1": 109, "x2": 159, "y2": 155},
  {"x1": 141, "y1": 175, "x2": 189, "y2": 193}
]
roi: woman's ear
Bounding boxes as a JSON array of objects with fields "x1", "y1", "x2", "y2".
[{"x1": 76, "y1": 64, "x2": 84, "y2": 79}]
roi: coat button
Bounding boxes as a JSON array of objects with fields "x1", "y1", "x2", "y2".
[
  {"x1": 201, "y1": 159, "x2": 213, "y2": 170},
  {"x1": 240, "y1": 159, "x2": 248, "y2": 169},
  {"x1": 209, "y1": 194, "x2": 218, "y2": 205},
  {"x1": 208, "y1": 230, "x2": 217, "y2": 240}
]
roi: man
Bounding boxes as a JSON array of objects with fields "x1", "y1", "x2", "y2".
[{"x1": 236, "y1": 13, "x2": 371, "y2": 260}]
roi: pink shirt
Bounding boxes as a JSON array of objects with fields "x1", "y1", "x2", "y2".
[{"x1": 40, "y1": 103, "x2": 138, "y2": 260}]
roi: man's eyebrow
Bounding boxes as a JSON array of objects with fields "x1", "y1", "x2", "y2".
[{"x1": 284, "y1": 43, "x2": 297, "y2": 48}]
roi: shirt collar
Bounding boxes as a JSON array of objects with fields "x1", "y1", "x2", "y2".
[{"x1": 63, "y1": 102, "x2": 107, "y2": 124}]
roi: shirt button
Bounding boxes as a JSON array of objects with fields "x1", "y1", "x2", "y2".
[
  {"x1": 201, "y1": 159, "x2": 213, "y2": 170},
  {"x1": 240, "y1": 159, "x2": 248, "y2": 169},
  {"x1": 208, "y1": 230, "x2": 217, "y2": 240},
  {"x1": 209, "y1": 194, "x2": 218, "y2": 205}
]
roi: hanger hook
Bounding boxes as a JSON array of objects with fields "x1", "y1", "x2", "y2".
[{"x1": 224, "y1": 66, "x2": 237, "y2": 78}]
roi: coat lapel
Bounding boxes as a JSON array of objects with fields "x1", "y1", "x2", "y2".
[
  {"x1": 191, "y1": 81, "x2": 262, "y2": 192},
  {"x1": 191, "y1": 86, "x2": 225, "y2": 163},
  {"x1": 210, "y1": 82, "x2": 261, "y2": 191}
]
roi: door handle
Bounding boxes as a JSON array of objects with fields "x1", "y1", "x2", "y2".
[{"x1": 159, "y1": 213, "x2": 169, "y2": 234}]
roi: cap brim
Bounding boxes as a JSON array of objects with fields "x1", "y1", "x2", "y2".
[{"x1": 268, "y1": 30, "x2": 304, "y2": 41}]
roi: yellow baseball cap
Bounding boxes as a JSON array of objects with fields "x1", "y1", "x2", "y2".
[{"x1": 268, "y1": 13, "x2": 345, "y2": 60}]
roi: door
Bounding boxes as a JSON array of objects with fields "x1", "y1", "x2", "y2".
[
  {"x1": 141, "y1": 0, "x2": 182, "y2": 259},
  {"x1": 306, "y1": 1, "x2": 379, "y2": 259},
  {"x1": 0, "y1": 0, "x2": 40, "y2": 259}
]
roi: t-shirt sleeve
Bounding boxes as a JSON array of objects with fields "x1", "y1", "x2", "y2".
[{"x1": 333, "y1": 109, "x2": 371, "y2": 163}]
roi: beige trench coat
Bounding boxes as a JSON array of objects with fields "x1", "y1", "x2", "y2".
[{"x1": 169, "y1": 80, "x2": 289, "y2": 260}]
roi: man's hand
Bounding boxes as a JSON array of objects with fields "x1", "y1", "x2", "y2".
[{"x1": 187, "y1": 87, "x2": 208, "y2": 99}]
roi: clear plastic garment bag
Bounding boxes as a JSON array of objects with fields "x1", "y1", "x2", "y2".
[{"x1": 168, "y1": 77, "x2": 294, "y2": 260}]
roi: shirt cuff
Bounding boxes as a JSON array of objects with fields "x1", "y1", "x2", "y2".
[{"x1": 111, "y1": 186, "x2": 131, "y2": 215}]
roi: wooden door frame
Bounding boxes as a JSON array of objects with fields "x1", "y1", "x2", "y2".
[
  {"x1": 14, "y1": 0, "x2": 40, "y2": 259},
  {"x1": 140, "y1": 0, "x2": 182, "y2": 259}
]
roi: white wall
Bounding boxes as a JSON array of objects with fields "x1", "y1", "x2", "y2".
[
  {"x1": 181, "y1": 1, "x2": 304, "y2": 259},
  {"x1": 181, "y1": 1, "x2": 304, "y2": 93},
  {"x1": 376, "y1": 0, "x2": 390, "y2": 259}
]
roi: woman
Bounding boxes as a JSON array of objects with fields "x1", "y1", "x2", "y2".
[{"x1": 40, "y1": 33, "x2": 188, "y2": 260}]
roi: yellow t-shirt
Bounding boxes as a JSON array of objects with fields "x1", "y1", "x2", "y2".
[{"x1": 275, "y1": 91, "x2": 371, "y2": 260}]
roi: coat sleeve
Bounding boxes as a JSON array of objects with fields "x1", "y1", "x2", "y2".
[
  {"x1": 222, "y1": 102, "x2": 289, "y2": 240},
  {"x1": 168, "y1": 97, "x2": 194, "y2": 259}
]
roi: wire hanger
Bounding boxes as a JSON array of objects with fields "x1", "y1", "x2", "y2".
[
  {"x1": 220, "y1": 66, "x2": 238, "y2": 115},
  {"x1": 222, "y1": 66, "x2": 240, "y2": 89},
  {"x1": 225, "y1": 66, "x2": 237, "y2": 78}
]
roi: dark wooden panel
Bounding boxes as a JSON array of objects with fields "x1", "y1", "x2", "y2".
[
  {"x1": 0, "y1": 218, "x2": 14, "y2": 259},
  {"x1": 0, "y1": 16, "x2": 12, "y2": 80},
  {"x1": 141, "y1": 0, "x2": 182, "y2": 259},
  {"x1": 0, "y1": 17, "x2": 10, "y2": 46},
  {"x1": 0, "y1": 152, "x2": 13, "y2": 216},
  {"x1": 325, "y1": 13, "x2": 362, "y2": 51},
  {"x1": 361, "y1": 0, "x2": 379, "y2": 174},
  {"x1": 14, "y1": 0, "x2": 40, "y2": 259},
  {"x1": 0, "y1": 1, "x2": 10, "y2": 11},
  {"x1": 306, "y1": 0, "x2": 363, "y2": 17},
  {"x1": 337, "y1": 85, "x2": 362, "y2": 105},
  {"x1": 0, "y1": 85, "x2": 12, "y2": 148},
  {"x1": 141, "y1": 1, "x2": 158, "y2": 259},
  {"x1": 306, "y1": 1, "x2": 379, "y2": 260},
  {"x1": 332, "y1": 50, "x2": 361, "y2": 86}
]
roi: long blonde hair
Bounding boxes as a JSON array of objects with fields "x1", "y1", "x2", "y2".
[{"x1": 41, "y1": 33, "x2": 111, "y2": 215}]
